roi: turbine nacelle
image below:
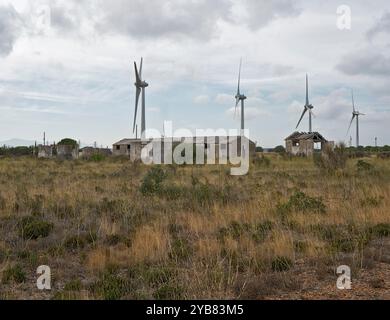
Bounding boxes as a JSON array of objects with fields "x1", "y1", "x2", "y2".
[{"x1": 235, "y1": 94, "x2": 247, "y2": 101}]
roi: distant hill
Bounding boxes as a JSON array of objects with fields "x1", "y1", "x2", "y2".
[{"x1": 0, "y1": 139, "x2": 36, "y2": 147}]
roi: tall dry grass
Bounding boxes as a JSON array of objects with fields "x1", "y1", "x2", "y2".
[{"x1": 0, "y1": 155, "x2": 389, "y2": 299}]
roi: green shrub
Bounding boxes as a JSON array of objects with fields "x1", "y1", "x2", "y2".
[
  {"x1": 314, "y1": 143, "x2": 347, "y2": 172},
  {"x1": 154, "y1": 283, "x2": 183, "y2": 300},
  {"x1": 357, "y1": 160, "x2": 373, "y2": 172},
  {"x1": 218, "y1": 221, "x2": 272, "y2": 243},
  {"x1": 64, "y1": 279, "x2": 82, "y2": 291},
  {"x1": 273, "y1": 145, "x2": 286, "y2": 153},
  {"x1": 64, "y1": 232, "x2": 97, "y2": 250},
  {"x1": 271, "y1": 256, "x2": 293, "y2": 272},
  {"x1": 252, "y1": 221, "x2": 273, "y2": 243},
  {"x1": 144, "y1": 266, "x2": 173, "y2": 286},
  {"x1": 18, "y1": 216, "x2": 53, "y2": 240},
  {"x1": 169, "y1": 224, "x2": 192, "y2": 260},
  {"x1": 140, "y1": 167, "x2": 167, "y2": 196},
  {"x1": 369, "y1": 223, "x2": 390, "y2": 238},
  {"x1": 104, "y1": 234, "x2": 123, "y2": 246},
  {"x1": 2, "y1": 265, "x2": 26, "y2": 284},
  {"x1": 58, "y1": 138, "x2": 78, "y2": 146},
  {"x1": 360, "y1": 196, "x2": 383, "y2": 208},
  {"x1": 253, "y1": 156, "x2": 271, "y2": 168},
  {"x1": 314, "y1": 224, "x2": 370, "y2": 253},
  {"x1": 90, "y1": 154, "x2": 105, "y2": 162},
  {"x1": 91, "y1": 271, "x2": 132, "y2": 300},
  {"x1": 278, "y1": 191, "x2": 326, "y2": 215}
]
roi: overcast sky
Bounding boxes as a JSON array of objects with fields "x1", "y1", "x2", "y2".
[{"x1": 0, "y1": 0, "x2": 389, "y2": 147}]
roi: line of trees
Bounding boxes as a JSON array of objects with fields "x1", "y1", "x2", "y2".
[{"x1": 0, "y1": 146, "x2": 35, "y2": 157}]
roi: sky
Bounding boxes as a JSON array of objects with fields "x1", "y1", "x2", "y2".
[{"x1": 0, "y1": 0, "x2": 389, "y2": 148}]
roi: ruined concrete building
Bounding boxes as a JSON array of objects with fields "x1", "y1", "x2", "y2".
[
  {"x1": 37, "y1": 145, "x2": 53, "y2": 158},
  {"x1": 79, "y1": 147, "x2": 112, "y2": 159},
  {"x1": 285, "y1": 132, "x2": 334, "y2": 156},
  {"x1": 113, "y1": 136, "x2": 256, "y2": 163}
]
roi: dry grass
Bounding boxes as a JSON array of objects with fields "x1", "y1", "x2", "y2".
[{"x1": 0, "y1": 155, "x2": 389, "y2": 299}]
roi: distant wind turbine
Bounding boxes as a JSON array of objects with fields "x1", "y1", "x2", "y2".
[
  {"x1": 133, "y1": 58, "x2": 149, "y2": 140},
  {"x1": 296, "y1": 74, "x2": 315, "y2": 133},
  {"x1": 234, "y1": 58, "x2": 247, "y2": 132},
  {"x1": 347, "y1": 90, "x2": 365, "y2": 148}
]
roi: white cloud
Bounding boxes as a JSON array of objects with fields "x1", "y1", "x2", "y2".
[
  {"x1": 215, "y1": 93, "x2": 232, "y2": 105},
  {"x1": 193, "y1": 95, "x2": 210, "y2": 104}
]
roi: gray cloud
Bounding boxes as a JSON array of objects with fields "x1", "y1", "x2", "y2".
[
  {"x1": 336, "y1": 49, "x2": 390, "y2": 76},
  {"x1": 241, "y1": 0, "x2": 301, "y2": 30},
  {"x1": 96, "y1": 0, "x2": 230, "y2": 40},
  {"x1": 30, "y1": 0, "x2": 300, "y2": 40},
  {"x1": 367, "y1": 11, "x2": 390, "y2": 39},
  {"x1": 0, "y1": 5, "x2": 22, "y2": 56}
]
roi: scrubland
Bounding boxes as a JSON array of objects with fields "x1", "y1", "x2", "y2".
[{"x1": 0, "y1": 153, "x2": 389, "y2": 300}]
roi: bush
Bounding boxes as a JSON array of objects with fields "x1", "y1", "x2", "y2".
[
  {"x1": 58, "y1": 138, "x2": 78, "y2": 146},
  {"x1": 273, "y1": 145, "x2": 286, "y2": 153},
  {"x1": 314, "y1": 143, "x2": 347, "y2": 172},
  {"x1": 64, "y1": 232, "x2": 97, "y2": 250},
  {"x1": 218, "y1": 221, "x2": 272, "y2": 243},
  {"x1": 253, "y1": 156, "x2": 271, "y2": 167},
  {"x1": 2, "y1": 265, "x2": 26, "y2": 284},
  {"x1": 314, "y1": 224, "x2": 370, "y2": 253},
  {"x1": 154, "y1": 283, "x2": 183, "y2": 300},
  {"x1": 357, "y1": 160, "x2": 373, "y2": 172},
  {"x1": 90, "y1": 154, "x2": 105, "y2": 162},
  {"x1": 140, "y1": 167, "x2": 167, "y2": 196},
  {"x1": 18, "y1": 216, "x2": 53, "y2": 240},
  {"x1": 277, "y1": 191, "x2": 326, "y2": 215},
  {"x1": 369, "y1": 223, "x2": 390, "y2": 238},
  {"x1": 91, "y1": 271, "x2": 132, "y2": 300},
  {"x1": 271, "y1": 256, "x2": 293, "y2": 272}
]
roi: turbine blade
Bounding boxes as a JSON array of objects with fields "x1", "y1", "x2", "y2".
[
  {"x1": 296, "y1": 108, "x2": 307, "y2": 129},
  {"x1": 139, "y1": 57, "x2": 143, "y2": 79},
  {"x1": 310, "y1": 109, "x2": 316, "y2": 118},
  {"x1": 306, "y1": 74, "x2": 309, "y2": 106},
  {"x1": 133, "y1": 87, "x2": 141, "y2": 133},
  {"x1": 134, "y1": 62, "x2": 141, "y2": 84},
  {"x1": 351, "y1": 90, "x2": 355, "y2": 112},
  {"x1": 237, "y1": 58, "x2": 242, "y2": 96},
  {"x1": 347, "y1": 115, "x2": 355, "y2": 135}
]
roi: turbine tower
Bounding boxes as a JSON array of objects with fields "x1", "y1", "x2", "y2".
[
  {"x1": 347, "y1": 90, "x2": 365, "y2": 148},
  {"x1": 133, "y1": 57, "x2": 149, "y2": 140},
  {"x1": 235, "y1": 59, "x2": 247, "y2": 133},
  {"x1": 296, "y1": 74, "x2": 315, "y2": 133}
]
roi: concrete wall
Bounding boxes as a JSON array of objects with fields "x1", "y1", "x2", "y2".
[
  {"x1": 299, "y1": 139, "x2": 314, "y2": 156},
  {"x1": 57, "y1": 144, "x2": 79, "y2": 160},
  {"x1": 38, "y1": 145, "x2": 53, "y2": 158},
  {"x1": 113, "y1": 142, "x2": 143, "y2": 161},
  {"x1": 80, "y1": 148, "x2": 112, "y2": 159},
  {"x1": 114, "y1": 137, "x2": 256, "y2": 164}
]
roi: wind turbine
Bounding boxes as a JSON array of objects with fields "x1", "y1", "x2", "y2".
[
  {"x1": 296, "y1": 74, "x2": 315, "y2": 133},
  {"x1": 132, "y1": 57, "x2": 149, "y2": 140},
  {"x1": 347, "y1": 90, "x2": 365, "y2": 148},
  {"x1": 235, "y1": 59, "x2": 247, "y2": 132}
]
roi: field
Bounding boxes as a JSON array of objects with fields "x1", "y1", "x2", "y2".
[{"x1": 0, "y1": 154, "x2": 389, "y2": 300}]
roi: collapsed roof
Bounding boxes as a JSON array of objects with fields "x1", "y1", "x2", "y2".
[{"x1": 285, "y1": 131, "x2": 327, "y2": 143}]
